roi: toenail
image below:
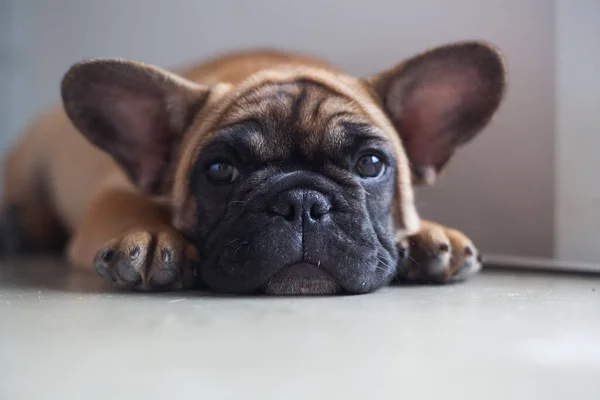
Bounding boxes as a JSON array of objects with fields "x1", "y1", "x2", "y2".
[
  {"x1": 464, "y1": 246, "x2": 473, "y2": 256},
  {"x1": 101, "y1": 250, "x2": 114, "y2": 262},
  {"x1": 161, "y1": 249, "x2": 171, "y2": 263},
  {"x1": 439, "y1": 243, "x2": 450, "y2": 252},
  {"x1": 130, "y1": 247, "x2": 140, "y2": 258}
]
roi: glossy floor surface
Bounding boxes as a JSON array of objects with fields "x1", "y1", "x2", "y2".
[{"x1": 1, "y1": 258, "x2": 599, "y2": 399}]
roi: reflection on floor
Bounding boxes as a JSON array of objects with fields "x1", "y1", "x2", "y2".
[{"x1": 1, "y1": 258, "x2": 600, "y2": 400}]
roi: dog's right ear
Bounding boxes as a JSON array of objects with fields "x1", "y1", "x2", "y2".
[
  {"x1": 366, "y1": 42, "x2": 506, "y2": 184},
  {"x1": 61, "y1": 59, "x2": 211, "y2": 194}
]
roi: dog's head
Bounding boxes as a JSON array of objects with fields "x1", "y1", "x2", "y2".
[{"x1": 61, "y1": 42, "x2": 505, "y2": 295}]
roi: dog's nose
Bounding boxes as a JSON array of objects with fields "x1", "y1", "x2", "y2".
[{"x1": 269, "y1": 189, "x2": 331, "y2": 223}]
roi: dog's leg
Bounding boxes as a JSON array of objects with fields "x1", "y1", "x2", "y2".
[
  {"x1": 0, "y1": 134, "x2": 67, "y2": 254},
  {"x1": 397, "y1": 220, "x2": 483, "y2": 284},
  {"x1": 67, "y1": 188, "x2": 199, "y2": 291}
]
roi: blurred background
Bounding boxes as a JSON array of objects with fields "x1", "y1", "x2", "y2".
[{"x1": 0, "y1": 0, "x2": 598, "y2": 264}]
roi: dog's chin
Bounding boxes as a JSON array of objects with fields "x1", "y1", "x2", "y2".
[{"x1": 263, "y1": 263, "x2": 341, "y2": 296}]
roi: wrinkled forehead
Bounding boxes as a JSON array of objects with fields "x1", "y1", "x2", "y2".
[
  {"x1": 214, "y1": 81, "x2": 388, "y2": 159},
  {"x1": 176, "y1": 67, "x2": 406, "y2": 172}
]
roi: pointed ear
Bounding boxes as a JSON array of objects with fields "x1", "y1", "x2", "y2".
[
  {"x1": 61, "y1": 59, "x2": 211, "y2": 194},
  {"x1": 366, "y1": 41, "x2": 506, "y2": 184}
]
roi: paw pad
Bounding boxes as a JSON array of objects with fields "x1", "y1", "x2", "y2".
[
  {"x1": 396, "y1": 222, "x2": 483, "y2": 284},
  {"x1": 93, "y1": 230, "x2": 200, "y2": 291}
]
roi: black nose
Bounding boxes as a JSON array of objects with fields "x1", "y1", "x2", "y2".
[{"x1": 269, "y1": 189, "x2": 331, "y2": 223}]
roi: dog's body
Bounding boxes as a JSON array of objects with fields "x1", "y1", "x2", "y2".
[{"x1": 0, "y1": 43, "x2": 505, "y2": 294}]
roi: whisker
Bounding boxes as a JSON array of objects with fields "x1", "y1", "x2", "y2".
[
  {"x1": 376, "y1": 255, "x2": 394, "y2": 271},
  {"x1": 232, "y1": 244, "x2": 246, "y2": 257},
  {"x1": 227, "y1": 200, "x2": 246, "y2": 206},
  {"x1": 226, "y1": 238, "x2": 241, "y2": 246},
  {"x1": 406, "y1": 254, "x2": 421, "y2": 267}
]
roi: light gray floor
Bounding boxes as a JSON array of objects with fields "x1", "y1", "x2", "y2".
[{"x1": 1, "y1": 259, "x2": 600, "y2": 400}]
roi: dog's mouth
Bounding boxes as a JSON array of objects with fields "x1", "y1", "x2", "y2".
[{"x1": 263, "y1": 263, "x2": 341, "y2": 295}]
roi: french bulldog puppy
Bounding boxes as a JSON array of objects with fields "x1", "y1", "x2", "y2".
[{"x1": 0, "y1": 42, "x2": 505, "y2": 294}]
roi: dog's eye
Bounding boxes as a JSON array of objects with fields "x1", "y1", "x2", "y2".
[
  {"x1": 207, "y1": 162, "x2": 239, "y2": 183},
  {"x1": 355, "y1": 155, "x2": 385, "y2": 178}
]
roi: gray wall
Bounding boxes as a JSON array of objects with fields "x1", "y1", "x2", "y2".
[
  {"x1": 0, "y1": 1, "x2": 18, "y2": 152},
  {"x1": 1, "y1": 0, "x2": 556, "y2": 258},
  {"x1": 556, "y1": 0, "x2": 600, "y2": 263}
]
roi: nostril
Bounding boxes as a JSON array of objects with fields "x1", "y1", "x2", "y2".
[
  {"x1": 309, "y1": 203, "x2": 331, "y2": 220},
  {"x1": 270, "y1": 204, "x2": 294, "y2": 220}
]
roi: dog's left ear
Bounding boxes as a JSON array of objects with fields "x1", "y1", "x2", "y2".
[{"x1": 366, "y1": 41, "x2": 506, "y2": 184}]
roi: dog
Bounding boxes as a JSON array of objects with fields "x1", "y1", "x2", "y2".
[{"x1": 0, "y1": 41, "x2": 506, "y2": 294}]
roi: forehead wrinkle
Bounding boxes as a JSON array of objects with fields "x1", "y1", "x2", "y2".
[
  {"x1": 219, "y1": 83, "x2": 300, "y2": 137},
  {"x1": 248, "y1": 129, "x2": 290, "y2": 160},
  {"x1": 211, "y1": 80, "x2": 390, "y2": 163},
  {"x1": 236, "y1": 82, "x2": 300, "y2": 107},
  {"x1": 207, "y1": 124, "x2": 289, "y2": 163},
  {"x1": 224, "y1": 80, "x2": 364, "y2": 124},
  {"x1": 304, "y1": 100, "x2": 374, "y2": 155},
  {"x1": 296, "y1": 84, "x2": 371, "y2": 155},
  {"x1": 245, "y1": 130, "x2": 268, "y2": 157}
]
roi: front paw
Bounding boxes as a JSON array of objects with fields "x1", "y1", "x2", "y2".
[
  {"x1": 397, "y1": 222, "x2": 483, "y2": 284},
  {"x1": 93, "y1": 229, "x2": 200, "y2": 291}
]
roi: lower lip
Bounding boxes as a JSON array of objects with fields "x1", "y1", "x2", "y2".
[{"x1": 264, "y1": 263, "x2": 340, "y2": 295}]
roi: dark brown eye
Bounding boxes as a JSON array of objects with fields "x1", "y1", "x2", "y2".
[
  {"x1": 355, "y1": 155, "x2": 385, "y2": 178},
  {"x1": 207, "y1": 162, "x2": 239, "y2": 183}
]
